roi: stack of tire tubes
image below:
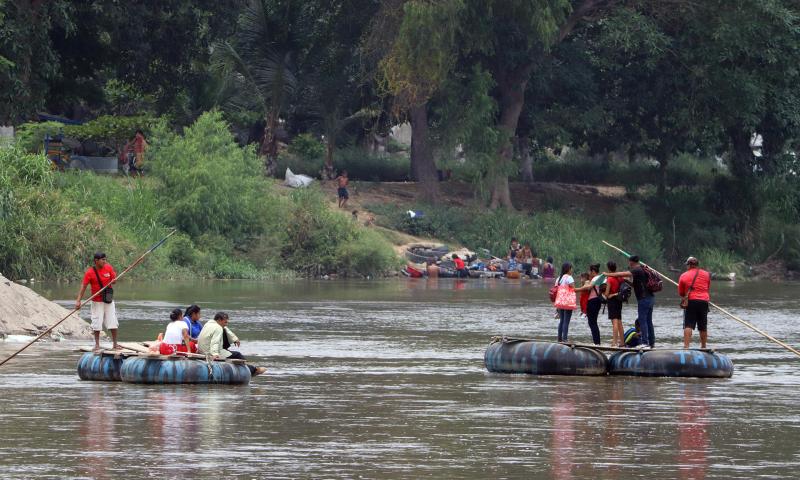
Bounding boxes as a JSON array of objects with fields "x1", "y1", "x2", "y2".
[{"x1": 484, "y1": 338, "x2": 734, "y2": 378}]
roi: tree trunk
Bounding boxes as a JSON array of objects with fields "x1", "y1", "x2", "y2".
[
  {"x1": 409, "y1": 103, "x2": 439, "y2": 204},
  {"x1": 518, "y1": 135, "x2": 534, "y2": 187},
  {"x1": 657, "y1": 154, "x2": 668, "y2": 197},
  {"x1": 323, "y1": 133, "x2": 336, "y2": 179},
  {"x1": 727, "y1": 127, "x2": 754, "y2": 178},
  {"x1": 260, "y1": 111, "x2": 279, "y2": 177},
  {"x1": 490, "y1": 65, "x2": 532, "y2": 210}
]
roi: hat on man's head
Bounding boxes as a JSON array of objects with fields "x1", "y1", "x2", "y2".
[
  {"x1": 93, "y1": 252, "x2": 107, "y2": 260},
  {"x1": 685, "y1": 256, "x2": 699, "y2": 265}
]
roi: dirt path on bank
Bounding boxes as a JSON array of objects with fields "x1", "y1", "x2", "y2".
[{"x1": 300, "y1": 179, "x2": 630, "y2": 256}]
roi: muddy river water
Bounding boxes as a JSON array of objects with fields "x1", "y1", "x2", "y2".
[{"x1": 0, "y1": 278, "x2": 798, "y2": 479}]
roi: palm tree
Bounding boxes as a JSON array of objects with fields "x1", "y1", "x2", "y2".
[{"x1": 210, "y1": 0, "x2": 300, "y2": 176}]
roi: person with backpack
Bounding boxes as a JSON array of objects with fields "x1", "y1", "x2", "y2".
[
  {"x1": 604, "y1": 260, "x2": 627, "y2": 347},
  {"x1": 605, "y1": 255, "x2": 660, "y2": 349},
  {"x1": 573, "y1": 264, "x2": 604, "y2": 345},
  {"x1": 678, "y1": 256, "x2": 711, "y2": 349}
]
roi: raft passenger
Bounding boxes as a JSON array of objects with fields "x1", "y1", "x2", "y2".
[
  {"x1": 160, "y1": 308, "x2": 197, "y2": 355},
  {"x1": 541, "y1": 256, "x2": 555, "y2": 280},
  {"x1": 197, "y1": 312, "x2": 267, "y2": 376},
  {"x1": 554, "y1": 262, "x2": 576, "y2": 343},
  {"x1": 183, "y1": 304, "x2": 203, "y2": 341},
  {"x1": 678, "y1": 256, "x2": 711, "y2": 349},
  {"x1": 604, "y1": 261, "x2": 625, "y2": 347},
  {"x1": 605, "y1": 255, "x2": 656, "y2": 349}
]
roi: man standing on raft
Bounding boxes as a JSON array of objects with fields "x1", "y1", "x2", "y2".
[
  {"x1": 605, "y1": 255, "x2": 656, "y2": 349},
  {"x1": 76, "y1": 252, "x2": 119, "y2": 352},
  {"x1": 678, "y1": 256, "x2": 711, "y2": 349}
]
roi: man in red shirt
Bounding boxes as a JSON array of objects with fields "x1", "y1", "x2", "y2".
[
  {"x1": 678, "y1": 256, "x2": 711, "y2": 349},
  {"x1": 451, "y1": 253, "x2": 468, "y2": 278},
  {"x1": 76, "y1": 252, "x2": 119, "y2": 351}
]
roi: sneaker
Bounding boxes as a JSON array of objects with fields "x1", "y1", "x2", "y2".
[{"x1": 580, "y1": 313, "x2": 587, "y2": 320}]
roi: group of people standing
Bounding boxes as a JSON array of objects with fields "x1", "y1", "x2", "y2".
[{"x1": 551, "y1": 255, "x2": 711, "y2": 349}]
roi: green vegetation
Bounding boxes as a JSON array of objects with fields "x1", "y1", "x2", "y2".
[
  {"x1": 4, "y1": 0, "x2": 800, "y2": 278},
  {"x1": 0, "y1": 113, "x2": 400, "y2": 280}
]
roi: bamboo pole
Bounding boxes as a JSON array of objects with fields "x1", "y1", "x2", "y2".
[
  {"x1": 602, "y1": 240, "x2": 800, "y2": 359},
  {"x1": 0, "y1": 230, "x2": 177, "y2": 368}
]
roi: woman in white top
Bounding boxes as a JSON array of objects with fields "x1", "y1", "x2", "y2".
[
  {"x1": 159, "y1": 308, "x2": 196, "y2": 355},
  {"x1": 555, "y1": 262, "x2": 576, "y2": 342}
]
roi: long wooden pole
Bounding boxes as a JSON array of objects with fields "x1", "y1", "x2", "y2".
[
  {"x1": 0, "y1": 230, "x2": 177, "y2": 368},
  {"x1": 602, "y1": 240, "x2": 800, "y2": 358}
]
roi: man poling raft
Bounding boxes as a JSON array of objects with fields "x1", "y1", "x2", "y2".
[{"x1": 0, "y1": 230, "x2": 177, "y2": 369}]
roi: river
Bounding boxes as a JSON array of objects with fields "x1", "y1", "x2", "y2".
[{"x1": 0, "y1": 278, "x2": 798, "y2": 479}]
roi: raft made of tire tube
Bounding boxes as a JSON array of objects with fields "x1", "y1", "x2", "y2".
[
  {"x1": 77, "y1": 351, "x2": 126, "y2": 381},
  {"x1": 120, "y1": 356, "x2": 251, "y2": 384},
  {"x1": 484, "y1": 340, "x2": 609, "y2": 376},
  {"x1": 608, "y1": 349, "x2": 734, "y2": 378},
  {"x1": 77, "y1": 349, "x2": 252, "y2": 385}
]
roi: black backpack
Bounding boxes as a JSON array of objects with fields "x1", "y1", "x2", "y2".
[{"x1": 618, "y1": 281, "x2": 632, "y2": 303}]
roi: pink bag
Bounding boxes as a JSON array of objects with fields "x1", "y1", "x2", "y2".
[{"x1": 554, "y1": 283, "x2": 577, "y2": 310}]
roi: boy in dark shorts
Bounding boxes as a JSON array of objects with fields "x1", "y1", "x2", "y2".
[{"x1": 336, "y1": 170, "x2": 349, "y2": 208}]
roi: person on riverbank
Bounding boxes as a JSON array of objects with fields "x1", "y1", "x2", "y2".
[
  {"x1": 76, "y1": 252, "x2": 119, "y2": 352},
  {"x1": 605, "y1": 255, "x2": 656, "y2": 349},
  {"x1": 160, "y1": 308, "x2": 197, "y2": 354},
  {"x1": 336, "y1": 170, "x2": 349, "y2": 208},
  {"x1": 520, "y1": 243, "x2": 534, "y2": 277},
  {"x1": 132, "y1": 129, "x2": 147, "y2": 175},
  {"x1": 452, "y1": 253, "x2": 469, "y2": 278},
  {"x1": 197, "y1": 312, "x2": 266, "y2": 376},
  {"x1": 678, "y1": 256, "x2": 711, "y2": 349},
  {"x1": 554, "y1": 263, "x2": 577, "y2": 343},
  {"x1": 604, "y1": 261, "x2": 625, "y2": 347},
  {"x1": 508, "y1": 237, "x2": 521, "y2": 259},
  {"x1": 542, "y1": 256, "x2": 555, "y2": 281},
  {"x1": 426, "y1": 258, "x2": 439, "y2": 278},
  {"x1": 183, "y1": 304, "x2": 203, "y2": 341}
]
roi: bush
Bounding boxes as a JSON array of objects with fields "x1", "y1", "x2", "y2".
[
  {"x1": 148, "y1": 111, "x2": 269, "y2": 242},
  {"x1": 16, "y1": 115, "x2": 159, "y2": 153},
  {"x1": 288, "y1": 133, "x2": 325, "y2": 161}
]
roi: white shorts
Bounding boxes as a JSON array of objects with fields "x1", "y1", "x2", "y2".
[{"x1": 90, "y1": 301, "x2": 118, "y2": 331}]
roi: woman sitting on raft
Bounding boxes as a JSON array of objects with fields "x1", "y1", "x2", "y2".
[
  {"x1": 160, "y1": 308, "x2": 198, "y2": 355},
  {"x1": 183, "y1": 304, "x2": 203, "y2": 341}
]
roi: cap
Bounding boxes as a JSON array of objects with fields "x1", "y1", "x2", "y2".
[
  {"x1": 685, "y1": 256, "x2": 698, "y2": 265},
  {"x1": 93, "y1": 252, "x2": 107, "y2": 260}
]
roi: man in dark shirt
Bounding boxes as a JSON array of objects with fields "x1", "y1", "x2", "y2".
[{"x1": 604, "y1": 255, "x2": 656, "y2": 348}]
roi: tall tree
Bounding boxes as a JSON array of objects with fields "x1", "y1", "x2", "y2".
[
  {"x1": 372, "y1": 0, "x2": 464, "y2": 203},
  {"x1": 211, "y1": 0, "x2": 304, "y2": 176}
]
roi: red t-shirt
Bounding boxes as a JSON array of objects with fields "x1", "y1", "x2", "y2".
[
  {"x1": 82, "y1": 264, "x2": 117, "y2": 302},
  {"x1": 678, "y1": 268, "x2": 710, "y2": 301},
  {"x1": 453, "y1": 257, "x2": 465, "y2": 270},
  {"x1": 606, "y1": 276, "x2": 621, "y2": 295}
]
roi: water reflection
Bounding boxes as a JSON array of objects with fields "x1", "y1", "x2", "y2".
[
  {"x1": 551, "y1": 384, "x2": 577, "y2": 480},
  {"x1": 79, "y1": 386, "x2": 118, "y2": 480},
  {"x1": 677, "y1": 385, "x2": 709, "y2": 480}
]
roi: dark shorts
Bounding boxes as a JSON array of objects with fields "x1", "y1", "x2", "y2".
[
  {"x1": 607, "y1": 297, "x2": 622, "y2": 319},
  {"x1": 684, "y1": 300, "x2": 709, "y2": 331},
  {"x1": 337, "y1": 187, "x2": 349, "y2": 199}
]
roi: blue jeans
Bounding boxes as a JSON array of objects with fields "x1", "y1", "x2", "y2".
[
  {"x1": 557, "y1": 309, "x2": 573, "y2": 342},
  {"x1": 637, "y1": 295, "x2": 655, "y2": 347}
]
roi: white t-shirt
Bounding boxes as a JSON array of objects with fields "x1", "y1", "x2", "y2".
[
  {"x1": 163, "y1": 320, "x2": 188, "y2": 344},
  {"x1": 556, "y1": 274, "x2": 574, "y2": 287}
]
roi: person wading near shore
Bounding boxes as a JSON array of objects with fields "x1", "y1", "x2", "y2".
[
  {"x1": 197, "y1": 312, "x2": 267, "y2": 376},
  {"x1": 76, "y1": 252, "x2": 119, "y2": 351},
  {"x1": 605, "y1": 255, "x2": 656, "y2": 349},
  {"x1": 678, "y1": 256, "x2": 711, "y2": 349}
]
